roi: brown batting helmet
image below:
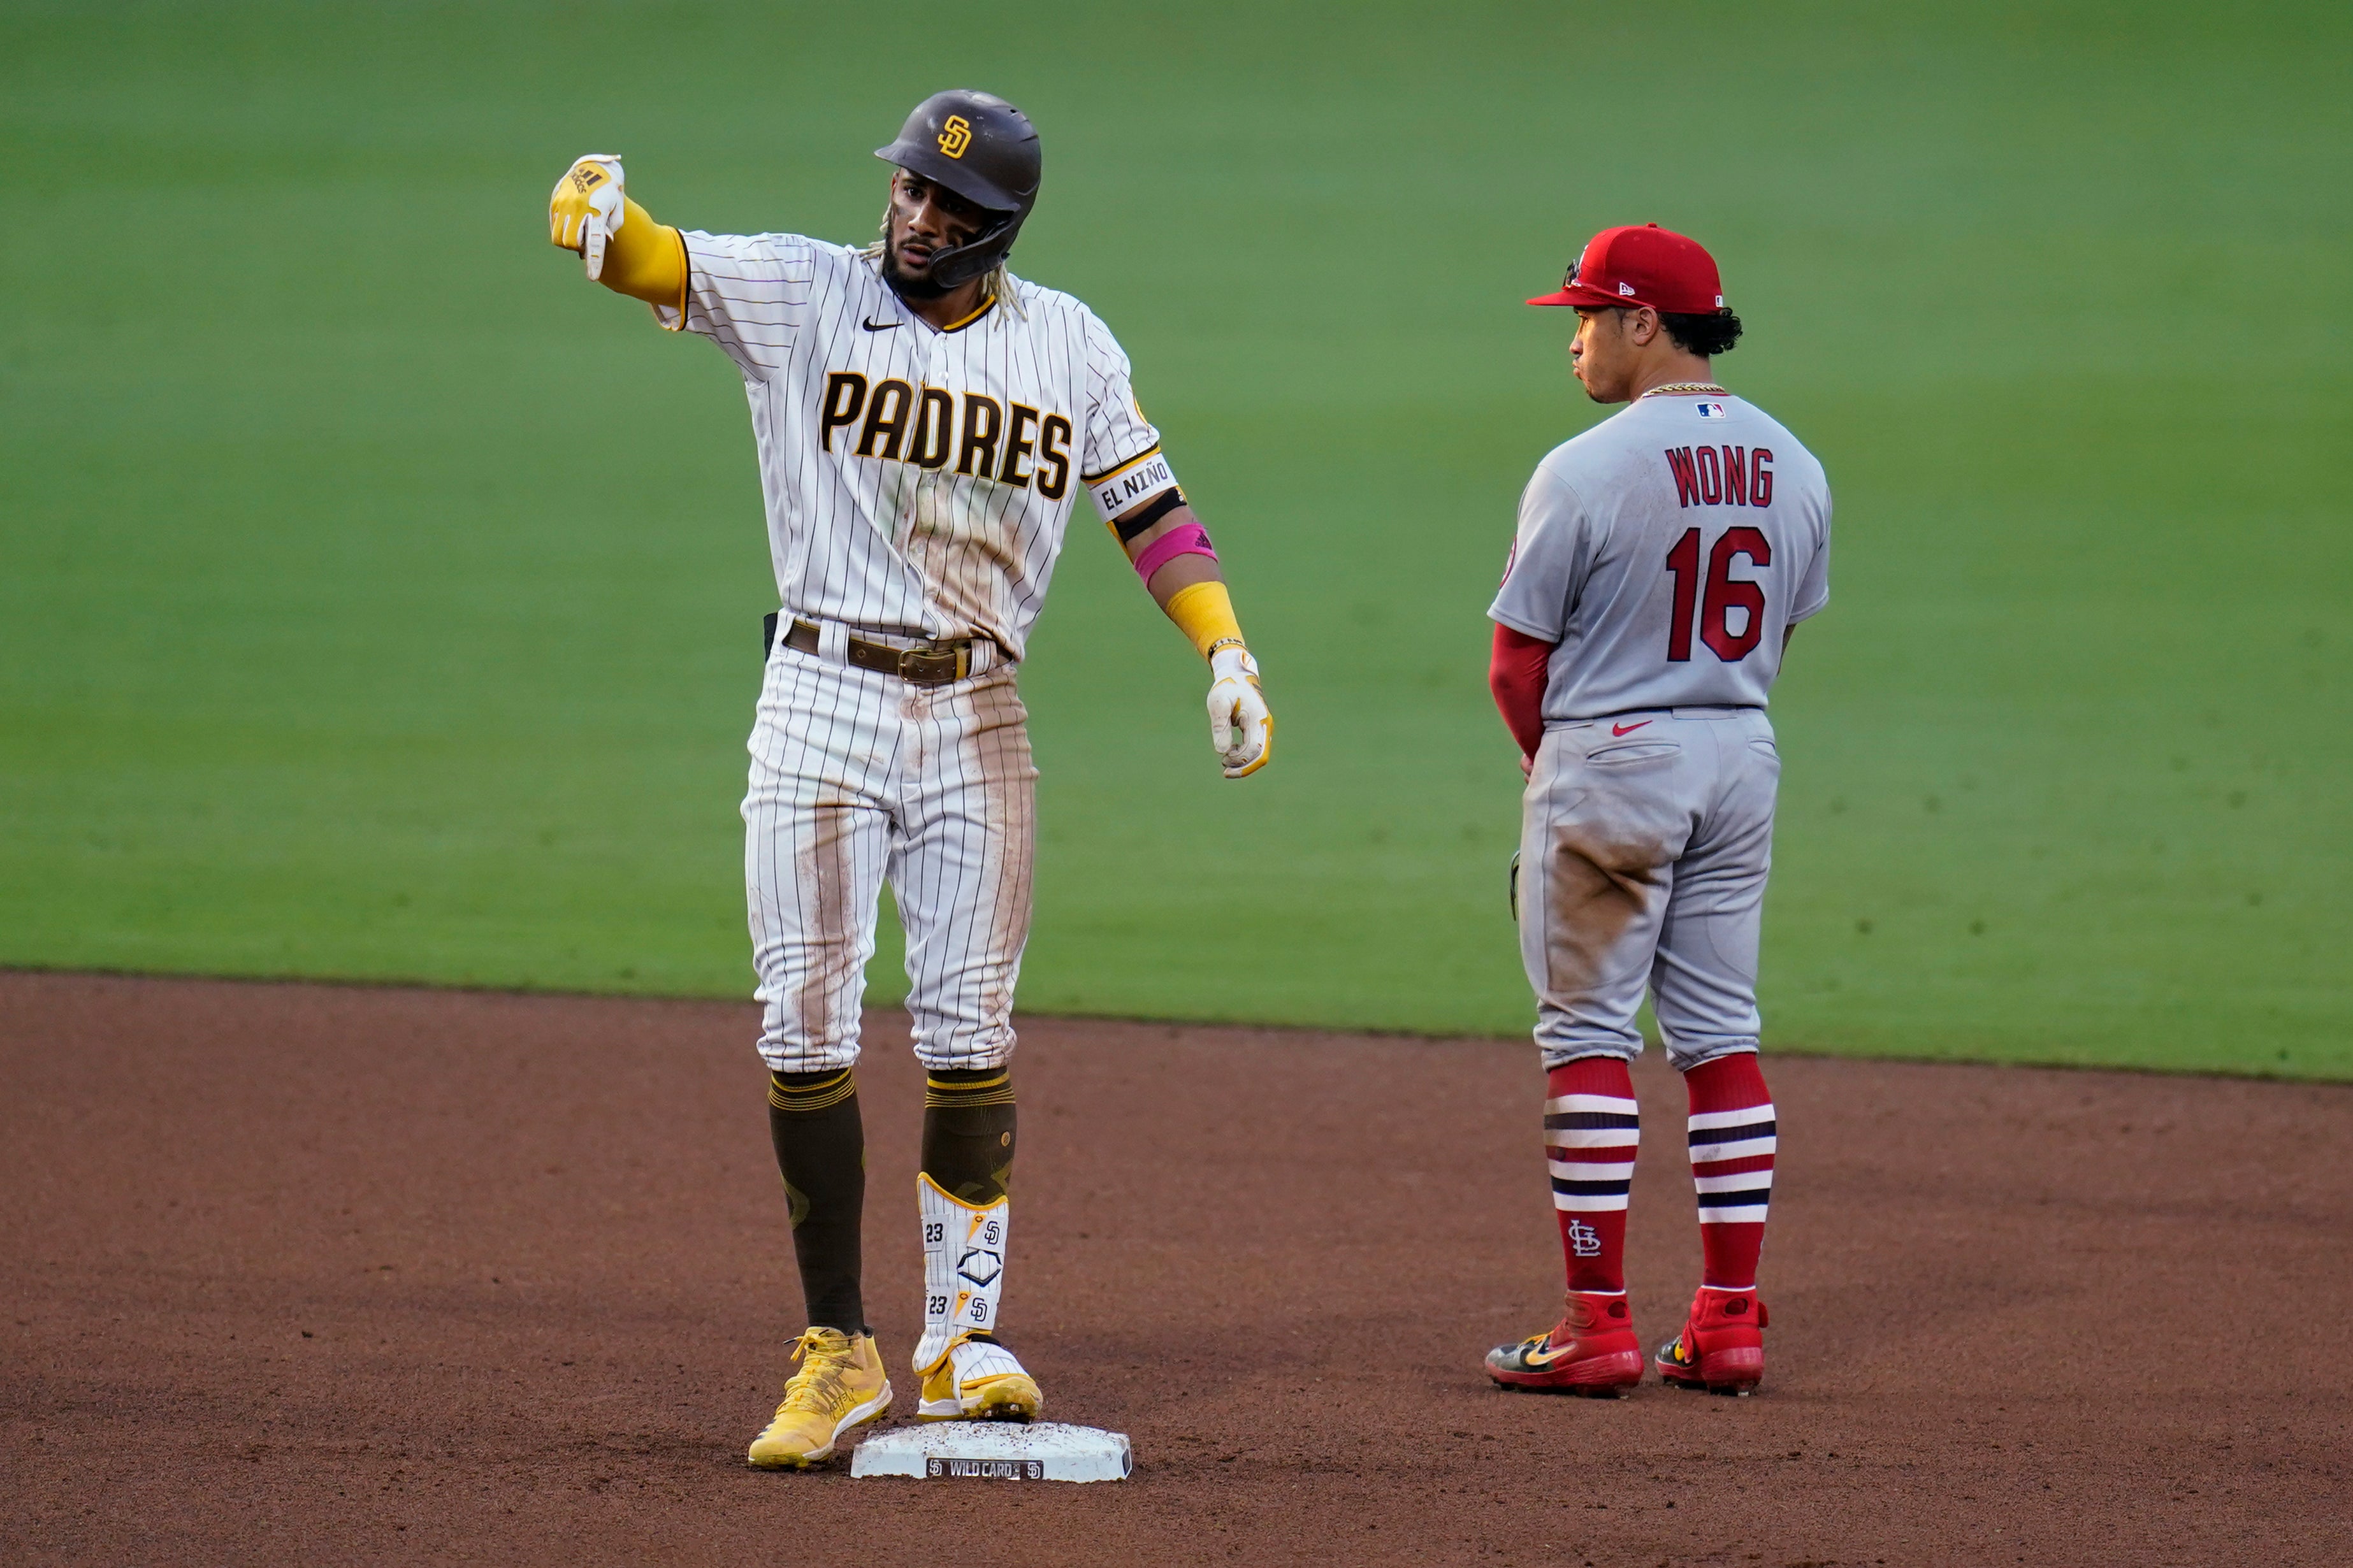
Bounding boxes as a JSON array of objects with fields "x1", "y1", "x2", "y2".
[{"x1": 875, "y1": 90, "x2": 1042, "y2": 288}]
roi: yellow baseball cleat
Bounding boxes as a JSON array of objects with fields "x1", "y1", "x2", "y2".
[
  {"x1": 747, "y1": 1327, "x2": 893, "y2": 1469},
  {"x1": 915, "y1": 1331, "x2": 1042, "y2": 1423}
]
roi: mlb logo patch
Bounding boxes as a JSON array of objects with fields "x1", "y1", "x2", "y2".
[{"x1": 1695, "y1": 401, "x2": 1728, "y2": 419}]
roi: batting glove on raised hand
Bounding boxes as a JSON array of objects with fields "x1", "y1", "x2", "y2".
[
  {"x1": 548, "y1": 154, "x2": 626, "y2": 280},
  {"x1": 1207, "y1": 646, "x2": 1273, "y2": 779}
]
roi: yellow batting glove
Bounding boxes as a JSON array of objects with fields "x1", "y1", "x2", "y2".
[
  {"x1": 548, "y1": 154, "x2": 627, "y2": 279},
  {"x1": 1207, "y1": 646, "x2": 1273, "y2": 779}
]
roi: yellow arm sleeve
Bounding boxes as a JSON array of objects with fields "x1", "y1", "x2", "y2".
[
  {"x1": 600, "y1": 198, "x2": 689, "y2": 313},
  {"x1": 1163, "y1": 580, "x2": 1248, "y2": 661}
]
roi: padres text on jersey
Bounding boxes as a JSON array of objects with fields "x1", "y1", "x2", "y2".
[{"x1": 658, "y1": 233, "x2": 1177, "y2": 659}]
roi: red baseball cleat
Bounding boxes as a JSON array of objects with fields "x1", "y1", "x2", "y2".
[
  {"x1": 1486, "y1": 1291, "x2": 1644, "y2": 1395},
  {"x1": 1655, "y1": 1286, "x2": 1769, "y2": 1395}
]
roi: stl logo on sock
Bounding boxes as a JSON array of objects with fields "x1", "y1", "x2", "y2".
[{"x1": 1566, "y1": 1219, "x2": 1602, "y2": 1258}]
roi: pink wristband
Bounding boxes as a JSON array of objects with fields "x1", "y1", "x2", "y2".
[{"x1": 1133, "y1": 522, "x2": 1217, "y2": 583}]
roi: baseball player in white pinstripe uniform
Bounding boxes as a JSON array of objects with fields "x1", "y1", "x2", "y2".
[{"x1": 547, "y1": 90, "x2": 1272, "y2": 1467}]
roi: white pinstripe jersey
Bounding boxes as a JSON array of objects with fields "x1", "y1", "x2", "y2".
[{"x1": 655, "y1": 233, "x2": 1177, "y2": 659}]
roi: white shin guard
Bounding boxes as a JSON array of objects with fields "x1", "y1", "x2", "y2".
[{"x1": 915, "y1": 1173, "x2": 1009, "y2": 1372}]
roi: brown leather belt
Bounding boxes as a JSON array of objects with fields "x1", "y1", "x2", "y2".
[{"x1": 764, "y1": 613, "x2": 973, "y2": 687}]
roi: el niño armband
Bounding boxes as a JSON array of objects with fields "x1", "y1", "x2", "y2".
[
  {"x1": 1133, "y1": 522, "x2": 1217, "y2": 583},
  {"x1": 1086, "y1": 446, "x2": 1178, "y2": 521}
]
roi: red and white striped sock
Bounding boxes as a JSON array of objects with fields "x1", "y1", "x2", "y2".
[
  {"x1": 1683, "y1": 1053, "x2": 1776, "y2": 1291},
  {"x1": 1544, "y1": 1056, "x2": 1638, "y2": 1295}
]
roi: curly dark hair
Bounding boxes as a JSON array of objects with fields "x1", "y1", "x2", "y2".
[{"x1": 1658, "y1": 308, "x2": 1743, "y2": 357}]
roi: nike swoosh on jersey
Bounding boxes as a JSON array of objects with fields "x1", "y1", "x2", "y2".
[
  {"x1": 861, "y1": 317, "x2": 901, "y2": 332},
  {"x1": 1612, "y1": 720, "x2": 1652, "y2": 737}
]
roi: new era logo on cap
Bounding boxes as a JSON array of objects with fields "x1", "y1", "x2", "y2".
[{"x1": 1527, "y1": 224, "x2": 1728, "y2": 315}]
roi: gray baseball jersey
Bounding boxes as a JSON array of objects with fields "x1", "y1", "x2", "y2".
[
  {"x1": 1499, "y1": 389, "x2": 1832, "y2": 1070},
  {"x1": 1489, "y1": 392, "x2": 1830, "y2": 719}
]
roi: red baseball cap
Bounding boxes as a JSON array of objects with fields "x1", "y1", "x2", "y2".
[{"x1": 1528, "y1": 224, "x2": 1726, "y2": 314}]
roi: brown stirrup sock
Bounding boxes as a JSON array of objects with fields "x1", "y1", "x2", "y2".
[
  {"x1": 767, "y1": 1067, "x2": 866, "y2": 1334},
  {"x1": 920, "y1": 1067, "x2": 1017, "y2": 1205}
]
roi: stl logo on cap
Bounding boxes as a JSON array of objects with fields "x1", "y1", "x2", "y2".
[{"x1": 937, "y1": 115, "x2": 973, "y2": 158}]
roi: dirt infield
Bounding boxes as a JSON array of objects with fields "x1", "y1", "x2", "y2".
[{"x1": 4, "y1": 972, "x2": 2348, "y2": 1566}]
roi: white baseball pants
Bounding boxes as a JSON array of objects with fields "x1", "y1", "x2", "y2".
[
  {"x1": 1517, "y1": 707, "x2": 1781, "y2": 1072},
  {"x1": 743, "y1": 633, "x2": 1036, "y2": 1073}
]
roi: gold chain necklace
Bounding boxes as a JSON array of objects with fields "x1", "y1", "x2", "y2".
[{"x1": 1642, "y1": 382, "x2": 1728, "y2": 398}]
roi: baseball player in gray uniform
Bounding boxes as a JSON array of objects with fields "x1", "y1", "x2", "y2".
[
  {"x1": 1479, "y1": 225, "x2": 1828, "y2": 1399},
  {"x1": 546, "y1": 90, "x2": 1273, "y2": 1466}
]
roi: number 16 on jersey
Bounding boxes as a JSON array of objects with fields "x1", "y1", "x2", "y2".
[{"x1": 1664, "y1": 526, "x2": 1770, "y2": 663}]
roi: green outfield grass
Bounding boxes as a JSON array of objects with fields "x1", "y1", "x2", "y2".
[{"x1": 3, "y1": 1, "x2": 2346, "y2": 1075}]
